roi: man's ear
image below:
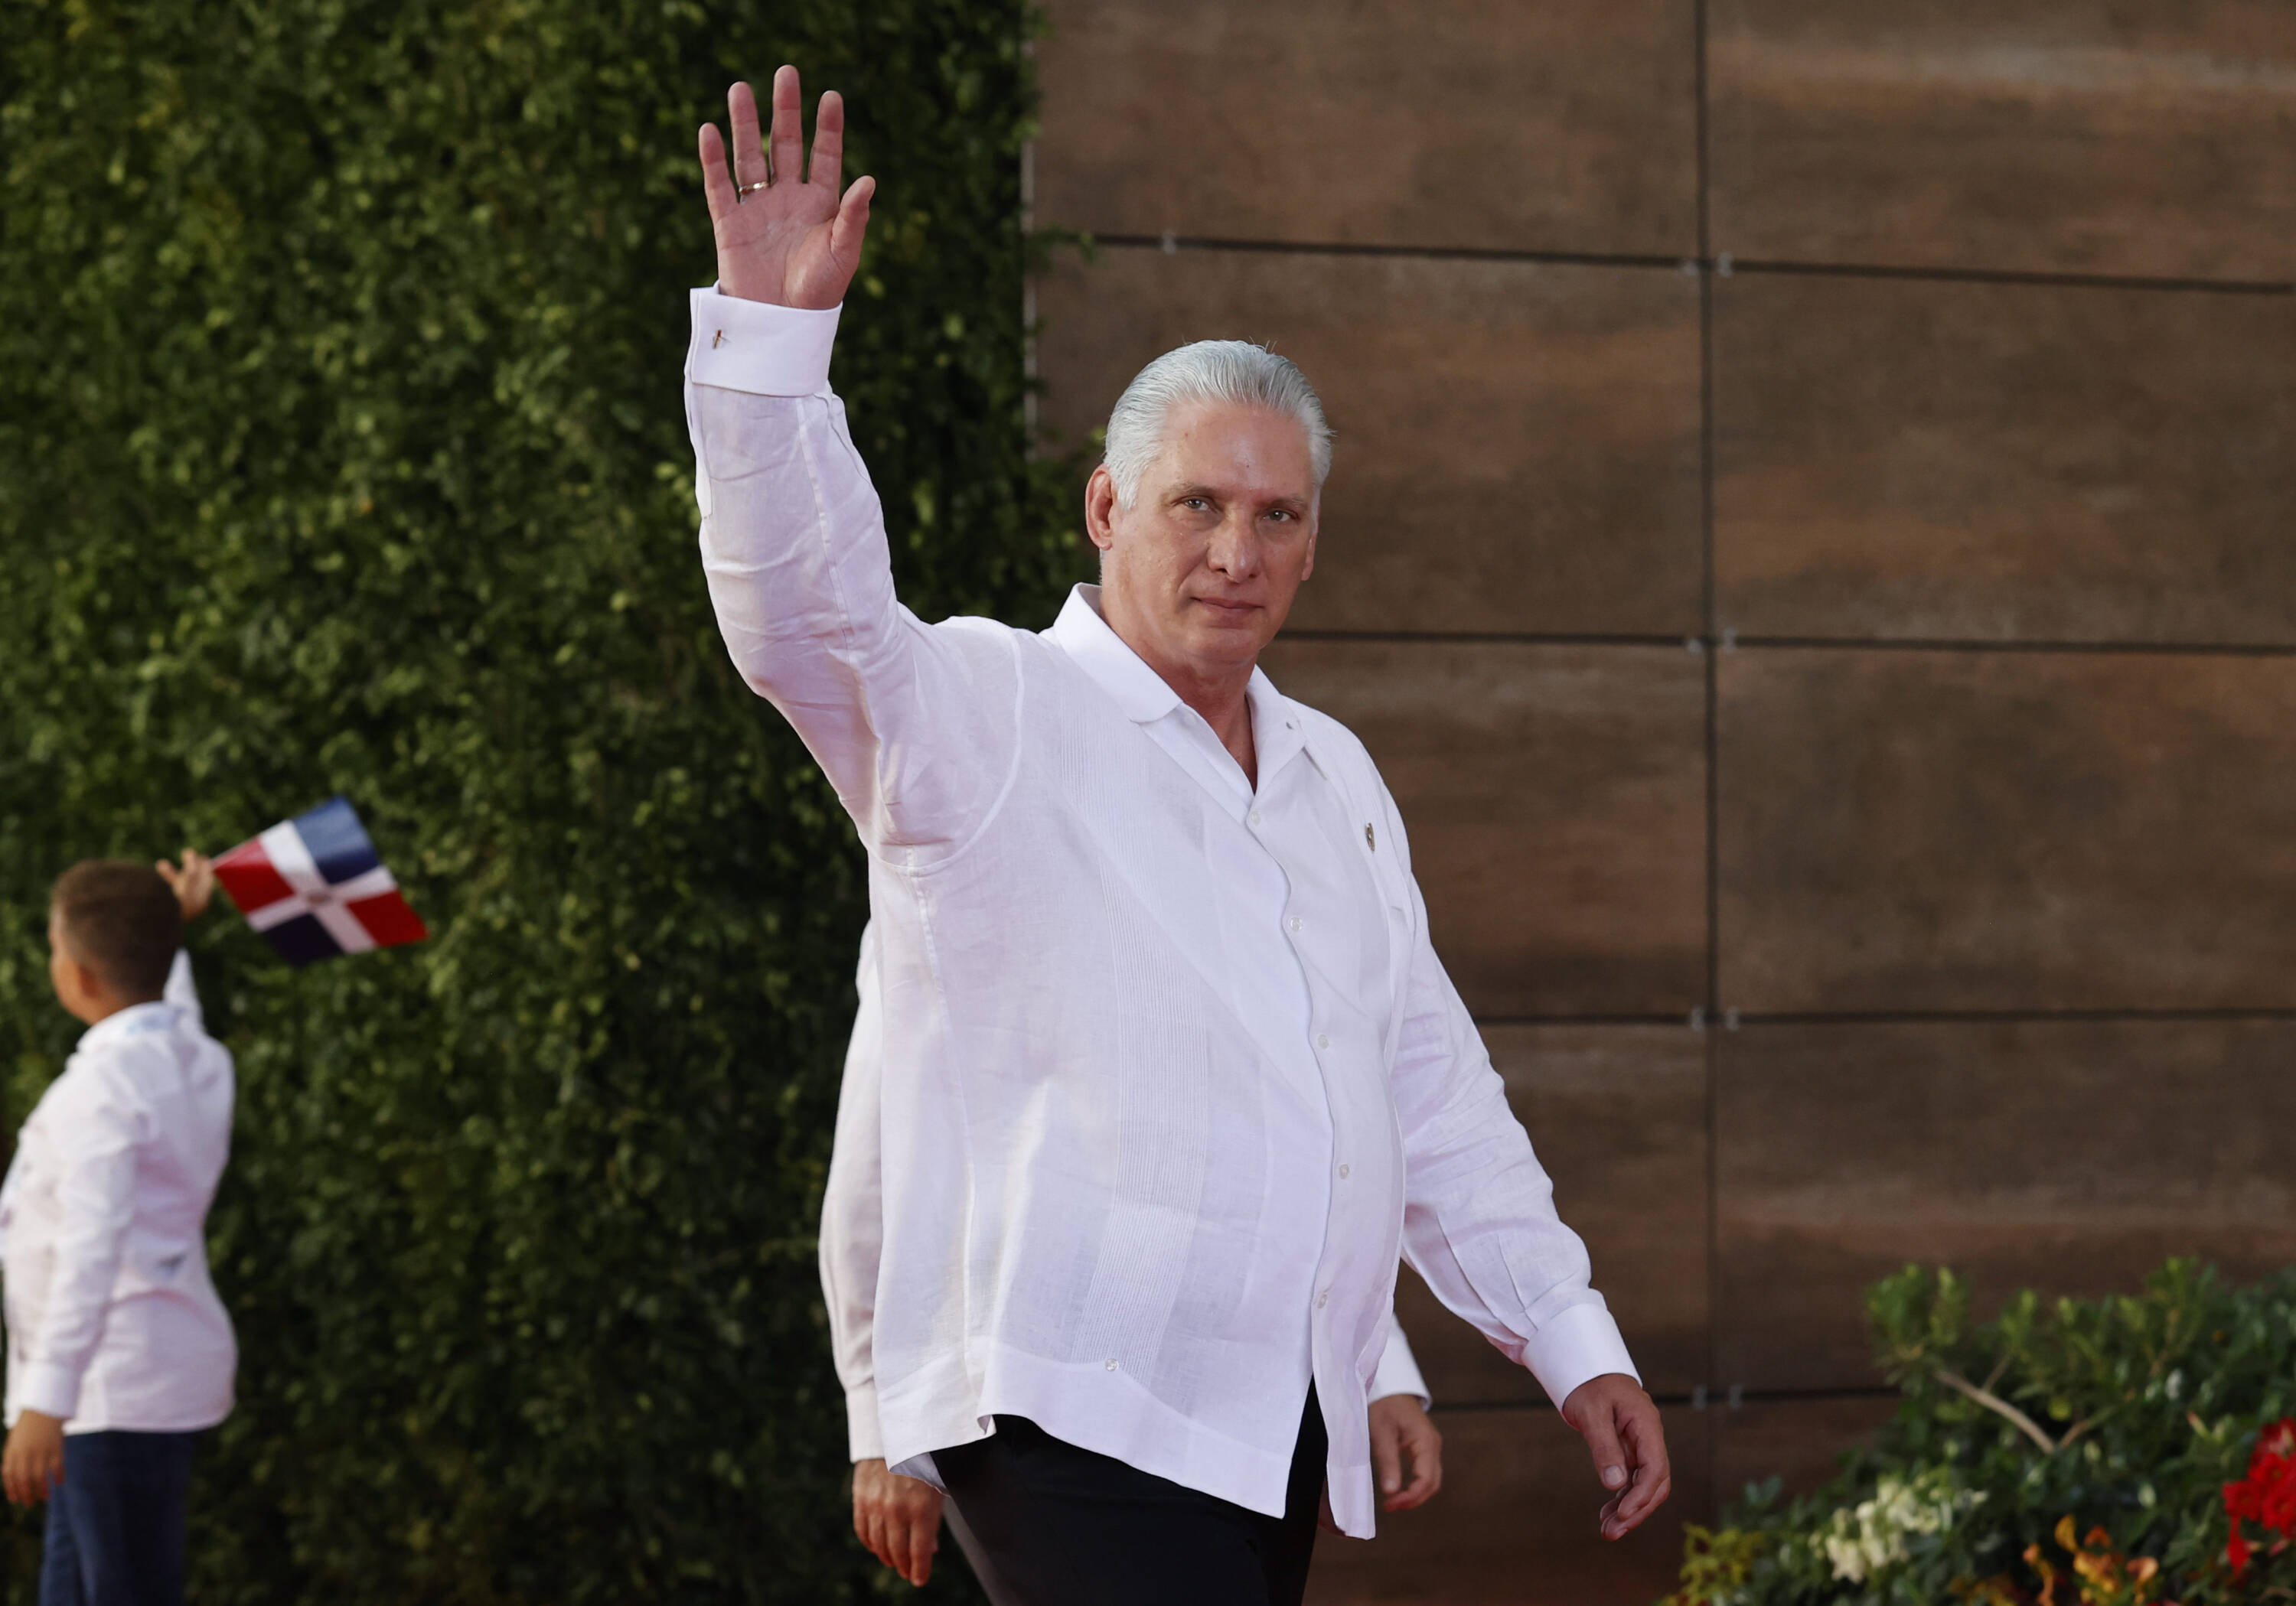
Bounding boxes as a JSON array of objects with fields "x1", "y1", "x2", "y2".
[{"x1": 1084, "y1": 464, "x2": 1119, "y2": 553}]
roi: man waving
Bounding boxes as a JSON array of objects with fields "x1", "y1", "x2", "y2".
[{"x1": 687, "y1": 67, "x2": 1669, "y2": 1605}]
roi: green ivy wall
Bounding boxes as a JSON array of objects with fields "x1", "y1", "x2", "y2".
[{"x1": 0, "y1": 2, "x2": 1079, "y2": 1598}]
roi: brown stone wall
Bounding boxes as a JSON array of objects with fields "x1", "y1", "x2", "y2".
[{"x1": 1029, "y1": 3, "x2": 2296, "y2": 1600}]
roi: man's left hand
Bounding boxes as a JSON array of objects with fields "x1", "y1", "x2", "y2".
[
  {"x1": 1368, "y1": 1393, "x2": 1443, "y2": 1511},
  {"x1": 1561, "y1": 1373, "x2": 1670, "y2": 1539},
  {"x1": 853, "y1": 1456, "x2": 941, "y2": 1586},
  {"x1": 2, "y1": 1410, "x2": 66, "y2": 1506}
]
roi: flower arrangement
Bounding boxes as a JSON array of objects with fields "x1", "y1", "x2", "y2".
[{"x1": 1663, "y1": 1262, "x2": 2296, "y2": 1605}]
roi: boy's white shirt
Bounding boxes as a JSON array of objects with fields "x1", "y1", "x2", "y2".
[
  {"x1": 0, "y1": 951, "x2": 237, "y2": 1432},
  {"x1": 821, "y1": 928, "x2": 1431, "y2": 1467}
]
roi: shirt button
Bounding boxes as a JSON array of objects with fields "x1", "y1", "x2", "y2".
[
  {"x1": 1338, "y1": 1164, "x2": 1351, "y2": 1179},
  {"x1": 1248, "y1": 809, "x2": 1264, "y2": 826},
  {"x1": 1105, "y1": 1358, "x2": 1119, "y2": 1371},
  {"x1": 1316, "y1": 1033, "x2": 1331, "y2": 1050},
  {"x1": 1316, "y1": 1292, "x2": 1329, "y2": 1310},
  {"x1": 1287, "y1": 916, "x2": 1303, "y2": 933}
]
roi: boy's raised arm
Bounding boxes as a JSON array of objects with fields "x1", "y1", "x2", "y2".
[{"x1": 155, "y1": 849, "x2": 214, "y2": 1027}]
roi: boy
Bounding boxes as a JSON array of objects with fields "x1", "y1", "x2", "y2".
[{"x1": 1, "y1": 852, "x2": 236, "y2": 1606}]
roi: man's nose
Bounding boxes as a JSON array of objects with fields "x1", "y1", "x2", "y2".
[{"x1": 1205, "y1": 512, "x2": 1261, "y2": 578}]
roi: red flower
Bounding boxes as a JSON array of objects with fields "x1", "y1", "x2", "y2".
[{"x1": 2223, "y1": 1418, "x2": 2296, "y2": 1581}]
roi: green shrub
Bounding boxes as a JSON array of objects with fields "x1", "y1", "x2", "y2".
[
  {"x1": 0, "y1": 1, "x2": 1081, "y2": 1598},
  {"x1": 1663, "y1": 1262, "x2": 2296, "y2": 1606}
]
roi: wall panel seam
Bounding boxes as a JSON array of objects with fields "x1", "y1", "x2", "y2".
[{"x1": 1078, "y1": 236, "x2": 2296, "y2": 298}]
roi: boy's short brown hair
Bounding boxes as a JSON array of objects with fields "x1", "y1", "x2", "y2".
[{"x1": 52, "y1": 860, "x2": 182, "y2": 1001}]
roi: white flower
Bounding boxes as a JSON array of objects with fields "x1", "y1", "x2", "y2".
[{"x1": 1819, "y1": 1468, "x2": 1987, "y2": 1583}]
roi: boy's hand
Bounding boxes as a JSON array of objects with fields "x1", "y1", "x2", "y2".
[
  {"x1": 156, "y1": 850, "x2": 215, "y2": 920},
  {"x1": 3, "y1": 1409, "x2": 65, "y2": 1505}
]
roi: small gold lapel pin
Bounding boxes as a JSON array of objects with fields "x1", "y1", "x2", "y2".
[
  {"x1": 1365, "y1": 823, "x2": 1376, "y2": 852},
  {"x1": 712, "y1": 329, "x2": 726, "y2": 349}
]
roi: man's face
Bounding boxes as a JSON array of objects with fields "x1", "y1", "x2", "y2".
[{"x1": 1088, "y1": 402, "x2": 1319, "y2": 687}]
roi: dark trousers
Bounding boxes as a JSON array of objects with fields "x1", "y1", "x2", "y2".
[
  {"x1": 937, "y1": 1386, "x2": 1327, "y2": 1606},
  {"x1": 39, "y1": 1429, "x2": 199, "y2": 1606}
]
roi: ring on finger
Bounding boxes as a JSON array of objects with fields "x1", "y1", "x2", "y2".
[{"x1": 738, "y1": 179, "x2": 770, "y2": 196}]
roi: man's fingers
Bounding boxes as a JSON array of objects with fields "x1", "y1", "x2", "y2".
[
  {"x1": 904, "y1": 1513, "x2": 940, "y2": 1586},
  {"x1": 892, "y1": 1508, "x2": 919, "y2": 1582},
  {"x1": 698, "y1": 123, "x2": 738, "y2": 225},
  {"x1": 1616, "y1": 1400, "x2": 1671, "y2": 1523},
  {"x1": 769, "y1": 64, "x2": 804, "y2": 185},
  {"x1": 859, "y1": 1501, "x2": 890, "y2": 1569},
  {"x1": 1577, "y1": 1401, "x2": 1629, "y2": 1492},
  {"x1": 728, "y1": 79, "x2": 765, "y2": 193},
  {"x1": 1616, "y1": 1458, "x2": 1671, "y2": 1528},
  {"x1": 1393, "y1": 1421, "x2": 1443, "y2": 1509},
  {"x1": 830, "y1": 175, "x2": 874, "y2": 271},
  {"x1": 888, "y1": 1500, "x2": 937, "y2": 1585},
  {"x1": 1602, "y1": 1468, "x2": 1671, "y2": 1539},
  {"x1": 808, "y1": 91, "x2": 845, "y2": 190}
]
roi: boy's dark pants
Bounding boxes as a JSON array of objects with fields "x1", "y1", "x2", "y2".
[{"x1": 40, "y1": 1429, "x2": 199, "y2": 1606}]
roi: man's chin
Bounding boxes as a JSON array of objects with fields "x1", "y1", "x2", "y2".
[{"x1": 1182, "y1": 624, "x2": 1273, "y2": 672}]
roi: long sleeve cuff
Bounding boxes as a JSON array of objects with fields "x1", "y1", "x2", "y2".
[
  {"x1": 15, "y1": 1360, "x2": 82, "y2": 1422},
  {"x1": 845, "y1": 1380, "x2": 885, "y2": 1463},
  {"x1": 1521, "y1": 1302, "x2": 1640, "y2": 1412},
  {"x1": 685, "y1": 286, "x2": 840, "y2": 396}
]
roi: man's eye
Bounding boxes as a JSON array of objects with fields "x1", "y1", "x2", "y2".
[{"x1": 1181, "y1": 497, "x2": 1210, "y2": 511}]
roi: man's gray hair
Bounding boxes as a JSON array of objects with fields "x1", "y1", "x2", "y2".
[{"x1": 1102, "y1": 340, "x2": 1333, "y2": 509}]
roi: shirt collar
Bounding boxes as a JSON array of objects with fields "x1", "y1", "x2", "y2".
[
  {"x1": 1046, "y1": 585, "x2": 1310, "y2": 785},
  {"x1": 75, "y1": 999, "x2": 177, "y2": 1055},
  {"x1": 1047, "y1": 585, "x2": 1182, "y2": 724}
]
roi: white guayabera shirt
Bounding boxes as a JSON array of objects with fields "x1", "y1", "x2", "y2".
[
  {"x1": 685, "y1": 288, "x2": 1636, "y2": 1538},
  {"x1": 0, "y1": 953, "x2": 236, "y2": 1434},
  {"x1": 821, "y1": 925, "x2": 1432, "y2": 1470}
]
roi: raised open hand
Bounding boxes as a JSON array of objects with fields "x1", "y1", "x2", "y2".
[
  {"x1": 700, "y1": 67, "x2": 874, "y2": 309},
  {"x1": 156, "y1": 849, "x2": 215, "y2": 921}
]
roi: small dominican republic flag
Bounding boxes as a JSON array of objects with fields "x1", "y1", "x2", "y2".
[{"x1": 213, "y1": 796, "x2": 428, "y2": 966}]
